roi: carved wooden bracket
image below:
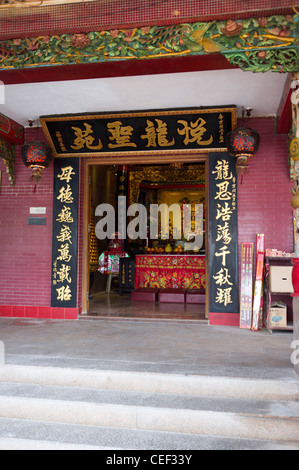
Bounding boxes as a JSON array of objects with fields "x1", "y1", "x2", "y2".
[
  {"x1": 0, "y1": 14, "x2": 297, "y2": 73},
  {"x1": 0, "y1": 137, "x2": 15, "y2": 185},
  {"x1": 0, "y1": 113, "x2": 24, "y2": 185}
]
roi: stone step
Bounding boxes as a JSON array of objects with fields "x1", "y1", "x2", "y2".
[
  {"x1": 0, "y1": 364, "x2": 298, "y2": 450},
  {"x1": 0, "y1": 417, "x2": 298, "y2": 450},
  {"x1": 0, "y1": 382, "x2": 299, "y2": 418},
  {"x1": 1, "y1": 365, "x2": 298, "y2": 401},
  {"x1": 0, "y1": 394, "x2": 298, "y2": 443}
]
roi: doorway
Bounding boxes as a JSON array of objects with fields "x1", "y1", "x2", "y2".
[{"x1": 82, "y1": 155, "x2": 209, "y2": 321}]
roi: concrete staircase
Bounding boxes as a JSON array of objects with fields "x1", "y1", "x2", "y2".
[{"x1": 0, "y1": 364, "x2": 298, "y2": 450}]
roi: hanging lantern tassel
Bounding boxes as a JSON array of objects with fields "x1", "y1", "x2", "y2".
[
  {"x1": 236, "y1": 154, "x2": 251, "y2": 184},
  {"x1": 236, "y1": 155, "x2": 249, "y2": 174},
  {"x1": 30, "y1": 166, "x2": 44, "y2": 193},
  {"x1": 21, "y1": 140, "x2": 53, "y2": 193}
]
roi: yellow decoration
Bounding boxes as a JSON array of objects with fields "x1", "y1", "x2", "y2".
[
  {"x1": 89, "y1": 206, "x2": 99, "y2": 272},
  {"x1": 165, "y1": 243, "x2": 172, "y2": 253},
  {"x1": 289, "y1": 136, "x2": 299, "y2": 161}
]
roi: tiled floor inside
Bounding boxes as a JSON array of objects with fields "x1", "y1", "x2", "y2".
[{"x1": 87, "y1": 290, "x2": 207, "y2": 321}]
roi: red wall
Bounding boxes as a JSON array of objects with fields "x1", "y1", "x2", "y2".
[
  {"x1": 238, "y1": 117, "x2": 293, "y2": 255},
  {"x1": 0, "y1": 127, "x2": 54, "y2": 317},
  {"x1": 0, "y1": 0, "x2": 294, "y2": 40},
  {"x1": 0, "y1": 117, "x2": 293, "y2": 319}
]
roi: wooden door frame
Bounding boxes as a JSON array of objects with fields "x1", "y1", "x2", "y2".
[{"x1": 82, "y1": 153, "x2": 209, "y2": 318}]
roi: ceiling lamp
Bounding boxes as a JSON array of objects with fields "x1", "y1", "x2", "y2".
[
  {"x1": 21, "y1": 120, "x2": 53, "y2": 192},
  {"x1": 225, "y1": 107, "x2": 260, "y2": 182}
]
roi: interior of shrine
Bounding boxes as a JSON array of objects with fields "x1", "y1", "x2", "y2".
[{"x1": 87, "y1": 161, "x2": 207, "y2": 321}]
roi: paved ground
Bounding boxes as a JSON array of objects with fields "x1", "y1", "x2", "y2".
[{"x1": 0, "y1": 317, "x2": 297, "y2": 381}]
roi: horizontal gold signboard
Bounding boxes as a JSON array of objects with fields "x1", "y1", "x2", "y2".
[{"x1": 40, "y1": 107, "x2": 237, "y2": 158}]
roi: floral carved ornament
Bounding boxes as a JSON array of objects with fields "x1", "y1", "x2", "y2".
[{"x1": 0, "y1": 14, "x2": 298, "y2": 73}]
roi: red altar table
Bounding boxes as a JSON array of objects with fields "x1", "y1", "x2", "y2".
[{"x1": 135, "y1": 254, "x2": 205, "y2": 290}]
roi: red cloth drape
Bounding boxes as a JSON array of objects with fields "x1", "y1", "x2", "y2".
[{"x1": 135, "y1": 255, "x2": 205, "y2": 289}]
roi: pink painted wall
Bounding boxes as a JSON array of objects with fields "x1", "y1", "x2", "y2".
[
  {"x1": 237, "y1": 117, "x2": 293, "y2": 255},
  {"x1": 0, "y1": 117, "x2": 293, "y2": 318},
  {"x1": 0, "y1": 128, "x2": 54, "y2": 313}
]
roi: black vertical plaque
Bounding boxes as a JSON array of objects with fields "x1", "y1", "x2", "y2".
[
  {"x1": 209, "y1": 153, "x2": 238, "y2": 313},
  {"x1": 51, "y1": 158, "x2": 79, "y2": 308}
]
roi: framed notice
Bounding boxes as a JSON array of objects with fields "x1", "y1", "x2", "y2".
[
  {"x1": 239, "y1": 242, "x2": 254, "y2": 328},
  {"x1": 252, "y1": 251, "x2": 265, "y2": 331},
  {"x1": 208, "y1": 152, "x2": 239, "y2": 313}
]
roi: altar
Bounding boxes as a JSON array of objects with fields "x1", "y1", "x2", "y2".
[{"x1": 135, "y1": 254, "x2": 205, "y2": 290}]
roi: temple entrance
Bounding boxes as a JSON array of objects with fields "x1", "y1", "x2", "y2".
[{"x1": 83, "y1": 157, "x2": 208, "y2": 321}]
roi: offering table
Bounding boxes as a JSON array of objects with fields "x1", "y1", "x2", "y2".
[{"x1": 135, "y1": 254, "x2": 205, "y2": 290}]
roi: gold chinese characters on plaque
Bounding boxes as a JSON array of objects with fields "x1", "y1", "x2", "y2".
[
  {"x1": 51, "y1": 159, "x2": 79, "y2": 308},
  {"x1": 40, "y1": 107, "x2": 237, "y2": 158}
]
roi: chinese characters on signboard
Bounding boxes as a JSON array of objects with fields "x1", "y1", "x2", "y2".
[
  {"x1": 51, "y1": 158, "x2": 79, "y2": 308},
  {"x1": 40, "y1": 107, "x2": 237, "y2": 158},
  {"x1": 209, "y1": 153, "x2": 238, "y2": 313}
]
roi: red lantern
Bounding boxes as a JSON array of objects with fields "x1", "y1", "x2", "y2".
[
  {"x1": 21, "y1": 123, "x2": 53, "y2": 192},
  {"x1": 226, "y1": 127, "x2": 260, "y2": 177}
]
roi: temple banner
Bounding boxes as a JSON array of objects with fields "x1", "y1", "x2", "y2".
[
  {"x1": 208, "y1": 152, "x2": 239, "y2": 313},
  {"x1": 51, "y1": 157, "x2": 79, "y2": 308},
  {"x1": 40, "y1": 107, "x2": 237, "y2": 158}
]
